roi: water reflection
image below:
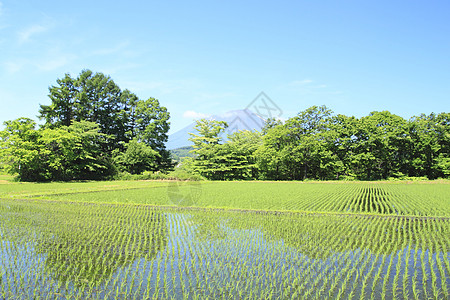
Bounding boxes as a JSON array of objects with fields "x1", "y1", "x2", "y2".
[
  {"x1": 0, "y1": 200, "x2": 168, "y2": 297},
  {"x1": 0, "y1": 200, "x2": 448, "y2": 299}
]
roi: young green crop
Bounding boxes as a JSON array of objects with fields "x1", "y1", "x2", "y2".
[
  {"x1": 0, "y1": 180, "x2": 449, "y2": 298},
  {"x1": 7, "y1": 180, "x2": 446, "y2": 217}
]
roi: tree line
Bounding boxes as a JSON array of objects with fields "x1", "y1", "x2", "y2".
[
  {"x1": 1, "y1": 70, "x2": 448, "y2": 182},
  {"x1": 184, "y1": 106, "x2": 449, "y2": 181},
  {"x1": 0, "y1": 70, "x2": 172, "y2": 181}
]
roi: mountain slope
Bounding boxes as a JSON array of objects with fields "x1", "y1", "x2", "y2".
[{"x1": 166, "y1": 109, "x2": 265, "y2": 149}]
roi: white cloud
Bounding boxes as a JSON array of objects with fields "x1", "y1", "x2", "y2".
[
  {"x1": 122, "y1": 78, "x2": 202, "y2": 95},
  {"x1": 92, "y1": 41, "x2": 130, "y2": 56},
  {"x1": 192, "y1": 92, "x2": 238, "y2": 103},
  {"x1": 35, "y1": 54, "x2": 76, "y2": 71},
  {"x1": 283, "y1": 79, "x2": 342, "y2": 95},
  {"x1": 18, "y1": 24, "x2": 48, "y2": 43},
  {"x1": 288, "y1": 79, "x2": 313, "y2": 86},
  {"x1": 3, "y1": 51, "x2": 76, "y2": 73},
  {"x1": 4, "y1": 60, "x2": 26, "y2": 73},
  {"x1": 183, "y1": 110, "x2": 210, "y2": 119}
]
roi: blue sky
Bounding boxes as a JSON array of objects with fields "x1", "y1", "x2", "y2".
[{"x1": 0, "y1": 0, "x2": 449, "y2": 133}]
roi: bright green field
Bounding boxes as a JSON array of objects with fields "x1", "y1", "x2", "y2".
[
  {"x1": 3, "y1": 180, "x2": 449, "y2": 217},
  {"x1": 0, "y1": 180, "x2": 449, "y2": 299}
]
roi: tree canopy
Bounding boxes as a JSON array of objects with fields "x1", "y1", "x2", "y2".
[
  {"x1": 38, "y1": 70, "x2": 171, "y2": 165},
  {"x1": 0, "y1": 70, "x2": 173, "y2": 181},
  {"x1": 0, "y1": 119, "x2": 113, "y2": 181},
  {"x1": 183, "y1": 107, "x2": 449, "y2": 181},
  {"x1": 1, "y1": 70, "x2": 448, "y2": 182}
]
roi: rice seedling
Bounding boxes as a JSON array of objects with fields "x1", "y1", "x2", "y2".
[{"x1": 0, "y1": 180, "x2": 449, "y2": 298}]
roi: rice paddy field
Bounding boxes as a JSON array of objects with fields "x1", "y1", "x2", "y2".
[{"x1": 0, "y1": 180, "x2": 449, "y2": 299}]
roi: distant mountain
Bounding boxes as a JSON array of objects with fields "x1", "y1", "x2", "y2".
[{"x1": 166, "y1": 109, "x2": 265, "y2": 150}]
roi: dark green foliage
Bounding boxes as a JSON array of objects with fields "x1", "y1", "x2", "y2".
[
  {"x1": 0, "y1": 70, "x2": 173, "y2": 181},
  {"x1": 188, "y1": 119, "x2": 229, "y2": 180},
  {"x1": 0, "y1": 119, "x2": 114, "y2": 181},
  {"x1": 129, "y1": 97, "x2": 172, "y2": 170},
  {"x1": 39, "y1": 69, "x2": 172, "y2": 170},
  {"x1": 113, "y1": 139, "x2": 159, "y2": 174},
  {"x1": 187, "y1": 107, "x2": 449, "y2": 181}
]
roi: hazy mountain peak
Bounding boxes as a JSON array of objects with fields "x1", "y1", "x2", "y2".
[{"x1": 166, "y1": 109, "x2": 265, "y2": 150}]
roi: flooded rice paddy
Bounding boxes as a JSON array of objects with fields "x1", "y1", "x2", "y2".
[{"x1": 0, "y1": 199, "x2": 449, "y2": 299}]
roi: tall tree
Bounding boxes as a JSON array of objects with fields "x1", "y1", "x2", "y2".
[
  {"x1": 351, "y1": 111, "x2": 408, "y2": 180},
  {"x1": 129, "y1": 97, "x2": 172, "y2": 170},
  {"x1": 188, "y1": 119, "x2": 229, "y2": 179},
  {"x1": 223, "y1": 130, "x2": 262, "y2": 179},
  {"x1": 255, "y1": 124, "x2": 293, "y2": 180},
  {"x1": 408, "y1": 112, "x2": 450, "y2": 178},
  {"x1": 39, "y1": 74, "x2": 78, "y2": 127},
  {"x1": 0, "y1": 119, "x2": 113, "y2": 181},
  {"x1": 283, "y1": 105, "x2": 335, "y2": 180},
  {"x1": 39, "y1": 69, "x2": 172, "y2": 170},
  {"x1": 0, "y1": 118, "x2": 44, "y2": 181}
]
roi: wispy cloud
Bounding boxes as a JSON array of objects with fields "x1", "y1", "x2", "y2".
[
  {"x1": 284, "y1": 79, "x2": 341, "y2": 95},
  {"x1": 183, "y1": 110, "x2": 210, "y2": 119},
  {"x1": 35, "y1": 54, "x2": 77, "y2": 71},
  {"x1": 122, "y1": 78, "x2": 202, "y2": 95},
  {"x1": 3, "y1": 51, "x2": 76, "y2": 73},
  {"x1": 91, "y1": 41, "x2": 130, "y2": 56},
  {"x1": 192, "y1": 92, "x2": 238, "y2": 103},
  {"x1": 287, "y1": 79, "x2": 327, "y2": 89},
  {"x1": 97, "y1": 63, "x2": 140, "y2": 76},
  {"x1": 4, "y1": 60, "x2": 26, "y2": 73},
  {"x1": 288, "y1": 79, "x2": 314, "y2": 86},
  {"x1": 18, "y1": 24, "x2": 48, "y2": 43}
]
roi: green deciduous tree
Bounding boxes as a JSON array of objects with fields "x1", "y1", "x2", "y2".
[
  {"x1": 0, "y1": 119, "x2": 114, "y2": 181},
  {"x1": 39, "y1": 70, "x2": 172, "y2": 170},
  {"x1": 407, "y1": 112, "x2": 450, "y2": 178},
  {"x1": 256, "y1": 106, "x2": 341, "y2": 180},
  {"x1": 113, "y1": 138, "x2": 159, "y2": 174},
  {"x1": 128, "y1": 97, "x2": 171, "y2": 170},
  {"x1": 0, "y1": 118, "x2": 45, "y2": 181},
  {"x1": 188, "y1": 119, "x2": 229, "y2": 180},
  {"x1": 186, "y1": 106, "x2": 449, "y2": 181},
  {"x1": 222, "y1": 130, "x2": 262, "y2": 180}
]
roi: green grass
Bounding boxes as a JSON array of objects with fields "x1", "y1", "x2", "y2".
[
  {"x1": 4, "y1": 180, "x2": 447, "y2": 217},
  {"x1": 0, "y1": 174, "x2": 15, "y2": 183},
  {"x1": 0, "y1": 180, "x2": 170, "y2": 199}
]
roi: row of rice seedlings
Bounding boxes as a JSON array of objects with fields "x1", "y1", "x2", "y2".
[
  {"x1": 336, "y1": 219, "x2": 377, "y2": 299},
  {"x1": 387, "y1": 184, "x2": 450, "y2": 217},
  {"x1": 382, "y1": 184, "x2": 447, "y2": 217},
  {"x1": 33, "y1": 181, "x2": 450, "y2": 217},
  {"x1": 370, "y1": 187, "x2": 394, "y2": 214},
  {"x1": 312, "y1": 184, "x2": 361, "y2": 213},
  {"x1": 429, "y1": 222, "x2": 449, "y2": 297},
  {"x1": 336, "y1": 185, "x2": 365, "y2": 213},
  {"x1": 1, "y1": 199, "x2": 449, "y2": 298},
  {"x1": 344, "y1": 186, "x2": 393, "y2": 215}
]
